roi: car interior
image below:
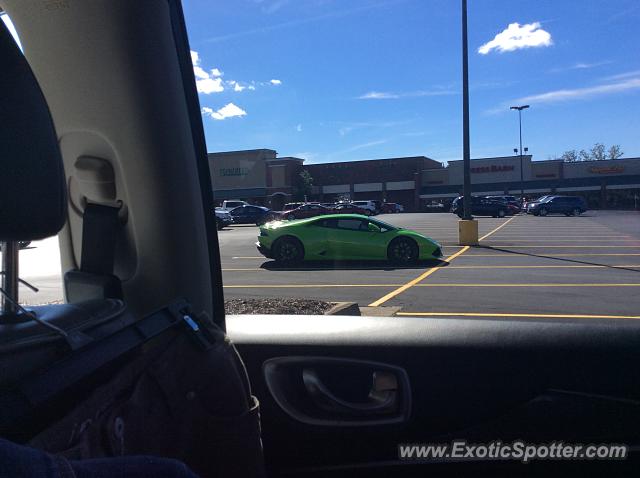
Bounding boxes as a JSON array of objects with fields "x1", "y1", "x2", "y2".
[{"x1": 1, "y1": 1, "x2": 640, "y2": 476}]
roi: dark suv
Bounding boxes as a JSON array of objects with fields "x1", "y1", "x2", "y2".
[
  {"x1": 528, "y1": 196, "x2": 587, "y2": 216},
  {"x1": 451, "y1": 196, "x2": 512, "y2": 218}
]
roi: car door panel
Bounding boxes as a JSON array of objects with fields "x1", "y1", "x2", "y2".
[
  {"x1": 301, "y1": 225, "x2": 331, "y2": 259},
  {"x1": 228, "y1": 314, "x2": 640, "y2": 476}
]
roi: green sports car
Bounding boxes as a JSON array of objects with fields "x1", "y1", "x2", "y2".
[{"x1": 256, "y1": 214, "x2": 442, "y2": 264}]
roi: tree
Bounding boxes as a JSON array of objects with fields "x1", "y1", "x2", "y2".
[
  {"x1": 608, "y1": 145, "x2": 624, "y2": 160},
  {"x1": 590, "y1": 143, "x2": 606, "y2": 161},
  {"x1": 560, "y1": 150, "x2": 578, "y2": 162},
  {"x1": 293, "y1": 170, "x2": 314, "y2": 201},
  {"x1": 559, "y1": 143, "x2": 625, "y2": 162},
  {"x1": 578, "y1": 149, "x2": 590, "y2": 161}
]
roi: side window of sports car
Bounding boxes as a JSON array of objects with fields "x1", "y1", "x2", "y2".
[
  {"x1": 335, "y1": 219, "x2": 366, "y2": 231},
  {"x1": 316, "y1": 218, "x2": 337, "y2": 228}
]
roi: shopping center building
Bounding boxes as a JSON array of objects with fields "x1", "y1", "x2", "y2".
[{"x1": 208, "y1": 149, "x2": 640, "y2": 210}]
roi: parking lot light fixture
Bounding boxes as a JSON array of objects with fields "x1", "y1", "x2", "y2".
[{"x1": 510, "y1": 105, "x2": 529, "y2": 200}]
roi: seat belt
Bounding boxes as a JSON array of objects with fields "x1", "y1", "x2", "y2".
[{"x1": 64, "y1": 204, "x2": 124, "y2": 302}]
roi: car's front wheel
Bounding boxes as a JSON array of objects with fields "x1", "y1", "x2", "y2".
[
  {"x1": 571, "y1": 208, "x2": 582, "y2": 216},
  {"x1": 364, "y1": 210, "x2": 372, "y2": 216},
  {"x1": 388, "y1": 237, "x2": 418, "y2": 265},
  {"x1": 273, "y1": 237, "x2": 304, "y2": 264},
  {"x1": 539, "y1": 208, "x2": 549, "y2": 216}
]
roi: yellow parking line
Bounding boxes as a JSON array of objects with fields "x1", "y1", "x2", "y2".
[
  {"x1": 396, "y1": 312, "x2": 640, "y2": 320},
  {"x1": 445, "y1": 264, "x2": 640, "y2": 269},
  {"x1": 483, "y1": 239, "x2": 640, "y2": 242},
  {"x1": 479, "y1": 215, "x2": 518, "y2": 241},
  {"x1": 224, "y1": 284, "x2": 400, "y2": 288},
  {"x1": 462, "y1": 253, "x2": 640, "y2": 257},
  {"x1": 368, "y1": 216, "x2": 518, "y2": 307},
  {"x1": 412, "y1": 283, "x2": 640, "y2": 287},
  {"x1": 367, "y1": 246, "x2": 469, "y2": 307},
  {"x1": 475, "y1": 245, "x2": 640, "y2": 248}
]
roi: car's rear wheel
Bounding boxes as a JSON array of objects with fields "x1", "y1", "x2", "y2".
[
  {"x1": 539, "y1": 208, "x2": 548, "y2": 216},
  {"x1": 388, "y1": 237, "x2": 418, "y2": 265},
  {"x1": 273, "y1": 237, "x2": 304, "y2": 264},
  {"x1": 364, "y1": 210, "x2": 372, "y2": 216},
  {"x1": 287, "y1": 214, "x2": 296, "y2": 220},
  {"x1": 571, "y1": 207, "x2": 582, "y2": 216},
  {"x1": 497, "y1": 209, "x2": 506, "y2": 218}
]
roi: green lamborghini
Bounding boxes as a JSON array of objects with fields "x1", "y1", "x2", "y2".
[{"x1": 256, "y1": 214, "x2": 442, "y2": 265}]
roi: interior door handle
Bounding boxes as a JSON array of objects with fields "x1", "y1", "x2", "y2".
[{"x1": 302, "y1": 368, "x2": 398, "y2": 416}]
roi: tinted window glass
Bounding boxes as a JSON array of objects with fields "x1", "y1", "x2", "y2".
[{"x1": 336, "y1": 219, "x2": 366, "y2": 231}]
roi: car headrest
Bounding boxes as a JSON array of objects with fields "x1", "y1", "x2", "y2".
[{"x1": 0, "y1": 18, "x2": 66, "y2": 241}]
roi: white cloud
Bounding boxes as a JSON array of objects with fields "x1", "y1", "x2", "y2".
[
  {"x1": 478, "y1": 22, "x2": 552, "y2": 55},
  {"x1": 201, "y1": 103, "x2": 247, "y2": 120},
  {"x1": 296, "y1": 124, "x2": 302, "y2": 132},
  {"x1": 197, "y1": 77, "x2": 225, "y2": 94},
  {"x1": 602, "y1": 70, "x2": 640, "y2": 82},
  {"x1": 190, "y1": 50, "x2": 225, "y2": 94},
  {"x1": 488, "y1": 76, "x2": 640, "y2": 113},
  {"x1": 228, "y1": 80, "x2": 247, "y2": 92},
  {"x1": 513, "y1": 77, "x2": 640, "y2": 105},
  {"x1": 270, "y1": 79, "x2": 282, "y2": 85},
  {"x1": 357, "y1": 89, "x2": 456, "y2": 100},
  {"x1": 359, "y1": 91, "x2": 400, "y2": 99},
  {"x1": 193, "y1": 66, "x2": 210, "y2": 80},
  {"x1": 248, "y1": 85, "x2": 256, "y2": 90}
]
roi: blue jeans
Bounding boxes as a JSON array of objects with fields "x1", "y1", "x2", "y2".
[{"x1": 0, "y1": 438, "x2": 199, "y2": 478}]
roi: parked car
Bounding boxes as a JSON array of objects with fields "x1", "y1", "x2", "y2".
[
  {"x1": 486, "y1": 195, "x2": 521, "y2": 213},
  {"x1": 423, "y1": 201, "x2": 446, "y2": 212},
  {"x1": 219, "y1": 199, "x2": 250, "y2": 211},
  {"x1": 331, "y1": 203, "x2": 371, "y2": 216},
  {"x1": 228, "y1": 205, "x2": 273, "y2": 225},
  {"x1": 257, "y1": 214, "x2": 442, "y2": 264},
  {"x1": 451, "y1": 196, "x2": 512, "y2": 218},
  {"x1": 280, "y1": 203, "x2": 333, "y2": 220},
  {"x1": 528, "y1": 196, "x2": 587, "y2": 216},
  {"x1": 381, "y1": 202, "x2": 404, "y2": 213},
  {"x1": 350, "y1": 200, "x2": 378, "y2": 215},
  {"x1": 283, "y1": 202, "x2": 305, "y2": 210},
  {"x1": 214, "y1": 208, "x2": 233, "y2": 230},
  {"x1": 524, "y1": 195, "x2": 555, "y2": 212}
]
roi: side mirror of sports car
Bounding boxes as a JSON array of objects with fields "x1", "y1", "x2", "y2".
[{"x1": 367, "y1": 223, "x2": 381, "y2": 233}]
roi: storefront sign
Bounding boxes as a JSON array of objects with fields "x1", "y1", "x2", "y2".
[
  {"x1": 471, "y1": 165, "x2": 515, "y2": 174},
  {"x1": 589, "y1": 166, "x2": 624, "y2": 174},
  {"x1": 220, "y1": 167, "x2": 250, "y2": 177}
]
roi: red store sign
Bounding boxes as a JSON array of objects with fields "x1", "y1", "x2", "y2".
[{"x1": 470, "y1": 164, "x2": 515, "y2": 174}]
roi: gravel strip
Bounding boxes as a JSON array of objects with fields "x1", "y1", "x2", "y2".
[{"x1": 225, "y1": 298, "x2": 332, "y2": 315}]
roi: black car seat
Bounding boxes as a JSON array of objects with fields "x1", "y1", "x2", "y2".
[{"x1": 0, "y1": 17, "x2": 265, "y2": 477}]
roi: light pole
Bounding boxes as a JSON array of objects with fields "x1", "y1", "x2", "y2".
[
  {"x1": 457, "y1": 0, "x2": 477, "y2": 245},
  {"x1": 461, "y1": 0, "x2": 471, "y2": 221},
  {"x1": 510, "y1": 104, "x2": 529, "y2": 200}
]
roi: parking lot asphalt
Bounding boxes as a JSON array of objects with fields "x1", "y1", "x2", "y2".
[
  {"x1": 12, "y1": 210, "x2": 640, "y2": 319},
  {"x1": 219, "y1": 211, "x2": 640, "y2": 320}
]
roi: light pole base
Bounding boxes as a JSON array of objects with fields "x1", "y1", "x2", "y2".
[{"x1": 458, "y1": 219, "x2": 478, "y2": 246}]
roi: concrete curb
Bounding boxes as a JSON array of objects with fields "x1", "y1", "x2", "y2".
[{"x1": 325, "y1": 302, "x2": 361, "y2": 316}]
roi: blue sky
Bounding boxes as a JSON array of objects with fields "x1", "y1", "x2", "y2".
[
  {"x1": 184, "y1": 0, "x2": 640, "y2": 164},
  {"x1": 4, "y1": 1, "x2": 639, "y2": 164}
]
